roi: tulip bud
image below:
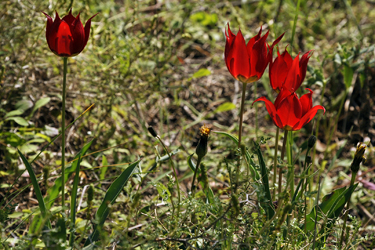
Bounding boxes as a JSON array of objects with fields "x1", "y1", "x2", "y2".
[
  {"x1": 307, "y1": 135, "x2": 317, "y2": 149},
  {"x1": 350, "y1": 143, "x2": 366, "y2": 173},
  {"x1": 195, "y1": 125, "x2": 211, "y2": 160},
  {"x1": 148, "y1": 126, "x2": 158, "y2": 137}
]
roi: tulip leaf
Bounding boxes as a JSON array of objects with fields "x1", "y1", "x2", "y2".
[
  {"x1": 45, "y1": 139, "x2": 93, "y2": 209},
  {"x1": 84, "y1": 160, "x2": 140, "y2": 246},
  {"x1": 214, "y1": 102, "x2": 236, "y2": 113},
  {"x1": 303, "y1": 184, "x2": 358, "y2": 232},
  {"x1": 253, "y1": 142, "x2": 275, "y2": 220},
  {"x1": 18, "y1": 149, "x2": 51, "y2": 229}
]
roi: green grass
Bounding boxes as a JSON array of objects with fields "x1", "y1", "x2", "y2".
[{"x1": 1, "y1": 0, "x2": 375, "y2": 249}]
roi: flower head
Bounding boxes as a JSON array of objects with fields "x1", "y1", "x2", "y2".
[
  {"x1": 225, "y1": 24, "x2": 284, "y2": 83},
  {"x1": 269, "y1": 47, "x2": 312, "y2": 92},
  {"x1": 43, "y1": 10, "x2": 98, "y2": 57},
  {"x1": 196, "y1": 125, "x2": 212, "y2": 159},
  {"x1": 253, "y1": 88, "x2": 325, "y2": 131},
  {"x1": 351, "y1": 143, "x2": 366, "y2": 173}
]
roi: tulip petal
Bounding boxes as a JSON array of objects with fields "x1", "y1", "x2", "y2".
[
  {"x1": 253, "y1": 96, "x2": 283, "y2": 128},
  {"x1": 69, "y1": 13, "x2": 85, "y2": 55},
  {"x1": 246, "y1": 26, "x2": 263, "y2": 53},
  {"x1": 276, "y1": 93, "x2": 302, "y2": 128},
  {"x1": 62, "y1": 9, "x2": 76, "y2": 26},
  {"x1": 270, "y1": 32, "x2": 284, "y2": 49},
  {"x1": 270, "y1": 48, "x2": 291, "y2": 92},
  {"x1": 227, "y1": 29, "x2": 250, "y2": 80},
  {"x1": 84, "y1": 13, "x2": 99, "y2": 47},
  {"x1": 55, "y1": 21, "x2": 73, "y2": 56},
  {"x1": 292, "y1": 105, "x2": 325, "y2": 130},
  {"x1": 300, "y1": 88, "x2": 313, "y2": 116},
  {"x1": 299, "y1": 50, "x2": 313, "y2": 84},
  {"x1": 251, "y1": 30, "x2": 269, "y2": 78},
  {"x1": 225, "y1": 23, "x2": 236, "y2": 70},
  {"x1": 283, "y1": 53, "x2": 301, "y2": 92}
]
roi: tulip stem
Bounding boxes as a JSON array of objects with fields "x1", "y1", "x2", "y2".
[
  {"x1": 238, "y1": 82, "x2": 247, "y2": 148},
  {"x1": 61, "y1": 57, "x2": 68, "y2": 211},
  {"x1": 273, "y1": 127, "x2": 280, "y2": 200},
  {"x1": 278, "y1": 130, "x2": 288, "y2": 195},
  {"x1": 236, "y1": 82, "x2": 247, "y2": 192}
]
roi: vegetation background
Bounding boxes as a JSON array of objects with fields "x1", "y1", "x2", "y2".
[{"x1": 1, "y1": 0, "x2": 375, "y2": 249}]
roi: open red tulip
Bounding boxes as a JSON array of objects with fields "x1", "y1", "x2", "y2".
[
  {"x1": 225, "y1": 24, "x2": 284, "y2": 83},
  {"x1": 43, "y1": 10, "x2": 98, "y2": 57},
  {"x1": 253, "y1": 88, "x2": 325, "y2": 131},
  {"x1": 269, "y1": 47, "x2": 312, "y2": 92}
]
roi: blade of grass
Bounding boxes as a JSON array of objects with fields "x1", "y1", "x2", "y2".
[
  {"x1": 45, "y1": 139, "x2": 94, "y2": 210},
  {"x1": 18, "y1": 149, "x2": 51, "y2": 229},
  {"x1": 70, "y1": 154, "x2": 82, "y2": 247},
  {"x1": 84, "y1": 159, "x2": 140, "y2": 246}
]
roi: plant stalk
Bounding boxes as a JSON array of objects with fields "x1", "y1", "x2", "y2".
[
  {"x1": 338, "y1": 172, "x2": 357, "y2": 248},
  {"x1": 238, "y1": 82, "x2": 247, "y2": 148},
  {"x1": 61, "y1": 57, "x2": 68, "y2": 210},
  {"x1": 191, "y1": 157, "x2": 202, "y2": 195},
  {"x1": 273, "y1": 127, "x2": 280, "y2": 199},
  {"x1": 278, "y1": 130, "x2": 288, "y2": 195},
  {"x1": 156, "y1": 136, "x2": 181, "y2": 218}
]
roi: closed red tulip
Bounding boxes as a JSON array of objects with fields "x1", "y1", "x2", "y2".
[
  {"x1": 43, "y1": 10, "x2": 97, "y2": 57},
  {"x1": 269, "y1": 47, "x2": 312, "y2": 92},
  {"x1": 225, "y1": 24, "x2": 284, "y2": 83},
  {"x1": 253, "y1": 88, "x2": 325, "y2": 131}
]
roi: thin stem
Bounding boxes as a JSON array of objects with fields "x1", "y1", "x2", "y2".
[
  {"x1": 338, "y1": 172, "x2": 357, "y2": 248},
  {"x1": 156, "y1": 136, "x2": 181, "y2": 218},
  {"x1": 312, "y1": 175, "x2": 322, "y2": 249},
  {"x1": 278, "y1": 130, "x2": 288, "y2": 195},
  {"x1": 254, "y1": 82, "x2": 258, "y2": 139},
  {"x1": 235, "y1": 82, "x2": 247, "y2": 193},
  {"x1": 273, "y1": 127, "x2": 280, "y2": 200},
  {"x1": 191, "y1": 157, "x2": 202, "y2": 195},
  {"x1": 238, "y1": 82, "x2": 248, "y2": 148},
  {"x1": 61, "y1": 57, "x2": 68, "y2": 210},
  {"x1": 290, "y1": 0, "x2": 301, "y2": 53},
  {"x1": 288, "y1": 131, "x2": 294, "y2": 198}
]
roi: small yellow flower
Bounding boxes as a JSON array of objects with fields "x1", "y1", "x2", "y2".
[{"x1": 351, "y1": 143, "x2": 366, "y2": 173}]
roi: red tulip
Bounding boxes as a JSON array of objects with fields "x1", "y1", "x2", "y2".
[
  {"x1": 43, "y1": 10, "x2": 98, "y2": 57},
  {"x1": 253, "y1": 88, "x2": 325, "y2": 131},
  {"x1": 225, "y1": 24, "x2": 284, "y2": 83},
  {"x1": 269, "y1": 47, "x2": 312, "y2": 92}
]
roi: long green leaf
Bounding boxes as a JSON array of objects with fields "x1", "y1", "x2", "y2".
[
  {"x1": 44, "y1": 140, "x2": 93, "y2": 209},
  {"x1": 18, "y1": 149, "x2": 51, "y2": 229},
  {"x1": 253, "y1": 143, "x2": 275, "y2": 220},
  {"x1": 70, "y1": 154, "x2": 82, "y2": 247},
  {"x1": 304, "y1": 184, "x2": 358, "y2": 232},
  {"x1": 84, "y1": 160, "x2": 140, "y2": 246},
  {"x1": 213, "y1": 131, "x2": 260, "y2": 181}
]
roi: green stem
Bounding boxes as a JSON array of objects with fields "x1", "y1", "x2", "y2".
[
  {"x1": 288, "y1": 131, "x2": 294, "y2": 198},
  {"x1": 338, "y1": 172, "x2": 357, "y2": 248},
  {"x1": 290, "y1": 0, "x2": 301, "y2": 53},
  {"x1": 273, "y1": 127, "x2": 280, "y2": 200},
  {"x1": 278, "y1": 130, "x2": 288, "y2": 195},
  {"x1": 156, "y1": 136, "x2": 181, "y2": 218},
  {"x1": 191, "y1": 157, "x2": 202, "y2": 195},
  {"x1": 236, "y1": 82, "x2": 247, "y2": 192},
  {"x1": 61, "y1": 57, "x2": 68, "y2": 211},
  {"x1": 254, "y1": 82, "x2": 258, "y2": 139},
  {"x1": 238, "y1": 82, "x2": 247, "y2": 148}
]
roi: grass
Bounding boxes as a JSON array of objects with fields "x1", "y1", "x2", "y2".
[{"x1": 1, "y1": 0, "x2": 375, "y2": 249}]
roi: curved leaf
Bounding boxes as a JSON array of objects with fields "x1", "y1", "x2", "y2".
[{"x1": 84, "y1": 160, "x2": 140, "y2": 246}]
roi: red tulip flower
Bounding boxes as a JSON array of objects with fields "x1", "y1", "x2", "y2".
[
  {"x1": 253, "y1": 88, "x2": 325, "y2": 131},
  {"x1": 225, "y1": 24, "x2": 284, "y2": 83},
  {"x1": 43, "y1": 10, "x2": 98, "y2": 57},
  {"x1": 269, "y1": 47, "x2": 312, "y2": 92}
]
